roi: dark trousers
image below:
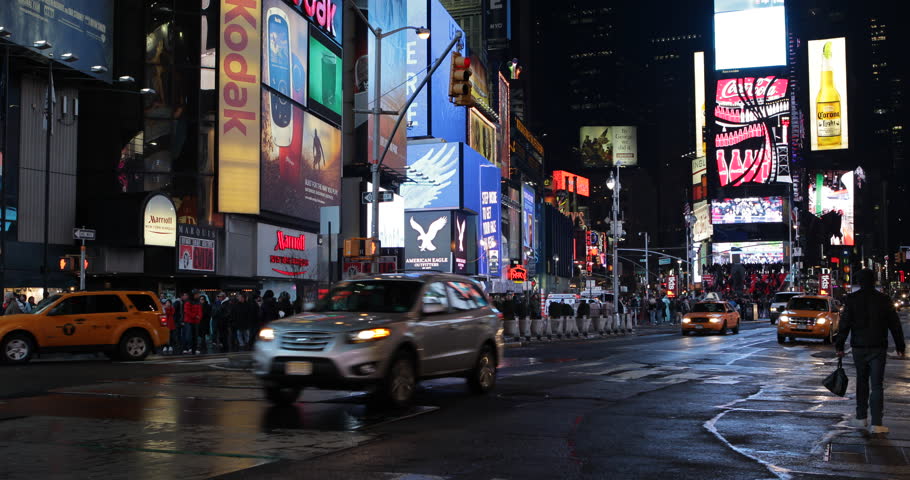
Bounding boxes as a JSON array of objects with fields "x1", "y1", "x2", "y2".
[{"x1": 852, "y1": 347, "x2": 888, "y2": 425}]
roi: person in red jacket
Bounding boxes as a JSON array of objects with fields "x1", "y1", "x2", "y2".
[
  {"x1": 163, "y1": 300, "x2": 177, "y2": 354},
  {"x1": 182, "y1": 290, "x2": 203, "y2": 354}
]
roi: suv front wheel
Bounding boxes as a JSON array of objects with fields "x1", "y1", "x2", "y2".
[
  {"x1": 468, "y1": 344, "x2": 497, "y2": 394},
  {"x1": 264, "y1": 385, "x2": 302, "y2": 406},
  {"x1": 380, "y1": 351, "x2": 417, "y2": 407}
]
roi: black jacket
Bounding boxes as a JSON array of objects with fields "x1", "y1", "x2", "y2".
[{"x1": 835, "y1": 288, "x2": 906, "y2": 352}]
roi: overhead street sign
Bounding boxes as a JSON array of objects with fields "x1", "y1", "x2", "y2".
[
  {"x1": 658, "y1": 257, "x2": 672, "y2": 265},
  {"x1": 73, "y1": 228, "x2": 96, "y2": 241},
  {"x1": 361, "y1": 191, "x2": 395, "y2": 204}
]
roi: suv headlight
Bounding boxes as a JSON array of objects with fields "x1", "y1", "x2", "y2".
[
  {"x1": 709, "y1": 318, "x2": 721, "y2": 323},
  {"x1": 779, "y1": 315, "x2": 790, "y2": 323},
  {"x1": 348, "y1": 328, "x2": 391, "y2": 343},
  {"x1": 259, "y1": 328, "x2": 275, "y2": 341},
  {"x1": 816, "y1": 318, "x2": 827, "y2": 325}
]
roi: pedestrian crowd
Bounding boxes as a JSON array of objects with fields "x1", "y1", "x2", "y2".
[
  {"x1": 160, "y1": 289, "x2": 300, "y2": 355},
  {"x1": 2, "y1": 292, "x2": 37, "y2": 316}
]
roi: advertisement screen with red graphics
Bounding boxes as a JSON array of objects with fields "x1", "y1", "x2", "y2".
[
  {"x1": 711, "y1": 196, "x2": 783, "y2": 224},
  {"x1": 713, "y1": 76, "x2": 791, "y2": 187},
  {"x1": 261, "y1": 88, "x2": 341, "y2": 221},
  {"x1": 552, "y1": 171, "x2": 590, "y2": 197}
]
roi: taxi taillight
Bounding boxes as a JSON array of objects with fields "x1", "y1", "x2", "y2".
[{"x1": 159, "y1": 314, "x2": 167, "y2": 326}]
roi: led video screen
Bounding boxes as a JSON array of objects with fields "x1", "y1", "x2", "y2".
[
  {"x1": 808, "y1": 37, "x2": 849, "y2": 151},
  {"x1": 711, "y1": 196, "x2": 783, "y2": 224},
  {"x1": 552, "y1": 171, "x2": 590, "y2": 197},
  {"x1": 714, "y1": 76, "x2": 791, "y2": 186},
  {"x1": 262, "y1": 0, "x2": 308, "y2": 106},
  {"x1": 808, "y1": 170, "x2": 854, "y2": 246},
  {"x1": 714, "y1": 0, "x2": 787, "y2": 70},
  {"x1": 713, "y1": 241, "x2": 784, "y2": 265}
]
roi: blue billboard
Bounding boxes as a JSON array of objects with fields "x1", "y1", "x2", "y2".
[
  {"x1": 0, "y1": 0, "x2": 114, "y2": 82},
  {"x1": 401, "y1": 142, "x2": 461, "y2": 210},
  {"x1": 405, "y1": 0, "x2": 468, "y2": 143},
  {"x1": 479, "y1": 162, "x2": 502, "y2": 276},
  {"x1": 522, "y1": 184, "x2": 535, "y2": 250}
]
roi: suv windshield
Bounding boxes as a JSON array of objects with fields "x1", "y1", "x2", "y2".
[
  {"x1": 788, "y1": 297, "x2": 829, "y2": 311},
  {"x1": 692, "y1": 303, "x2": 725, "y2": 313},
  {"x1": 773, "y1": 293, "x2": 800, "y2": 303},
  {"x1": 32, "y1": 294, "x2": 63, "y2": 314},
  {"x1": 313, "y1": 280, "x2": 421, "y2": 313}
]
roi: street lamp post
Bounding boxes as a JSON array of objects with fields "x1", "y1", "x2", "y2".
[
  {"x1": 606, "y1": 164, "x2": 620, "y2": 328},
  {"x1": 553, "y1": 254, "x2": 560, "y2": 291},
  {"x1": 638, "y1": 231, "x2": 649, "y2": 292},
  {"x1": 685, "y1": 213, "x2": 696, "y2": 291}
]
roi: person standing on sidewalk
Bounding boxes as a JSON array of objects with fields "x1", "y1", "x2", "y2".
[
  {"x1": 182, "y1": 290, "x2": 203, "y2": 354},
  {"x1": 233, "y1": 293, "x2": 253, "y2": 350},
  {"x1": 211, "y1": 292, "x2": 232, "y2": 352},
  {"x1": 835, "y1": 269, "x2": 906, "y2": 434},
  {"x1": 163, "y1": 299, "x2": 177, "y2": 354}
]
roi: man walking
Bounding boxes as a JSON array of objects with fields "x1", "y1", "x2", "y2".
[{"x1": 835, "y1": 269, "x2": 906, "y2": 434}]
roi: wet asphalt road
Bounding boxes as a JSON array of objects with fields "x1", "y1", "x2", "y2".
[{"x1": 2, "y1": 317, "x2": 909, "y2": 480}]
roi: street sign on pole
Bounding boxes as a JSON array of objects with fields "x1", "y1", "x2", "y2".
[
  {"x1": 659, "y1": 257, "x2": 671, "y2": 265},
  {"x1": 73, "y1": 228, "x2": 96, "y2": 241},
  {"x1": 361, "y1": 191, "x2": 394, "y2": 204}
]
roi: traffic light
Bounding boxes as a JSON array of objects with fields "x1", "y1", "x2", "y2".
[
  {"x1": 57, "y1": 256, "x2": 88, "y2": 272},
  {"x1": 449, "y1": 52, "x2": 474, "y2": 107}
]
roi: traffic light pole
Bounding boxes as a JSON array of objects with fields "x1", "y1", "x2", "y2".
[{"x1": 79, "y1": 238, "x2": 86, "y2": 291}]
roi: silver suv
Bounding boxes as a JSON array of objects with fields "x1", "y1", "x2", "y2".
[
  {"x1": 770, "y1": 291, "x2": 802, "y2": 324},
  {"x1": 253, "y1": 273, "x2": 504, "y2": 406}
]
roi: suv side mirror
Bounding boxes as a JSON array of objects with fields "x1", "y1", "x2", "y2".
[{"x1": 422, "y1": 302, "x2": 447, "y2": 315}]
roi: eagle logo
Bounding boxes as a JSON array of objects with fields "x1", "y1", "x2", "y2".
[
  {"x1": 456, "y1": 217, "x2": 466, "y2": 252},
  {"x1": 410, "y1": 216, "x2": 448, "y2": 252}
]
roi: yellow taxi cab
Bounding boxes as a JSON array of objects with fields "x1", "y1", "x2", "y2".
[
  {"x1": 776, "y1": 295, "x2": 840, "y2": 344},
  {"x1": 681, "y1": 301, "x2": 741, "y2": 335},
  {"x1": 1, "y1": 290, "x2": 169, "y2": 364}
]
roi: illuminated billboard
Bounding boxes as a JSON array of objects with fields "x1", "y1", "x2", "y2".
[
  {"x1": 401, "y1": 143, "x2": 461, "y2": 210},
  {"x1": 579, "y1": 126, "x2": 638, "y2": 167},
  {"x1": 262, "y1": 0, "x2": 308, "y2": 106},
  {"x1": 365, "y1": 183, "x2": 405, "y2": 248},
  {"x1": 714, "y1": 76, "x2": 790, "y2": 186},
  {"x1": 469, "y1": 108, "x2": 498, "y2": 166},
  {"x1": 808, "y1": 171, "x2": 854, "y2": 246},
  {"x1": 405, "y1": 0, "x2": 468, "y2": 143},
  {"x1": 218, "y1": 0, "x2": 261, "y2": 214},
  {"x1": 522, "y1": 185, "x2": 535, "y2": 251},
  {"x1": 692, "y1": 201, "x2": 713, "y2": 242},
  {"x1": 498, "y1": 73, "x2": 511, "y2": 179},
  {"x1": 808, "y1": 38, "x2": 849, "y2": 151},
  {"x1": 711, "y1": 196, "x2": 783, "y2": 224},
  {"x1": 694, "y1": 52, "x2": 706, "y2": 157},
  {"x1": 308, "y1": 30, "x2": 342, "y2": 123},
  {"x1": 261, "y1": 92, "x2": 341, "y2": 221},
  {"x1": 713, "y1": 0, "x2": 787, "y2": 70},
  {"x1": 713, "y1": 241, "x2": 784, "y2": 265},
  {"x1": 480, "y1": 164, "x2": 502, "y2": 276},
  {"x1": 552, "y1": 171, "x2": 590, "y2": 197},
  {"x1": 368, "y1": 0, "x2": 408, "y2": 170}
]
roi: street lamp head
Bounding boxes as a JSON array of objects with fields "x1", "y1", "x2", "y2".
[
  {"x1": 139, "y1": 88, "x2": 157, "y2": 95},
  {"x1": 606, "y1": 173, "x2": 616, "y2": 190},
  {"x1": 116, "y1": 75, "x2": 135, "y2": 83},
  {"x1": 554, "y1": 254, "x2": 560, "y2": 262},
  {"x1": 0, "y1": 26, "x2": 12, "y2": 38},
  {"x1": 416, "y1": 27, "x2": 430, "y2": 40},
  {"x1": 32, "y1": 40, "x2": 51, "y2": 50},
  {"x1": 91, "y1": 65, "x2": 109, "y2": 73},
  {"x1": 60, "y1": 52, "x2": 78, "y2": 62}
]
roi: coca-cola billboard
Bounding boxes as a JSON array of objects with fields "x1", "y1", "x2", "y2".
[{"x1": 713, "y1": 76, "x2": 791, "y2": 187}]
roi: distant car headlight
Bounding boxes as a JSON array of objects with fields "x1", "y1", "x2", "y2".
[
  {"x1": 779, "y1": 315, "x2": 790, "y2": 323},
  {"x1": 771, "y1": 306, "x2": 778, "y2": 312},
  {"x1": 348, "y1": 328, "x2": 391, "y2": 343},
  {"x1": 709, "y1": 318, "x2": 721, "y2": 323},
  {"x1": 258, "y1": 328, "x2": 275, "y2": 341},
  {"x1": 896, "y1": 302, "x2": 901, "y2": 309},
  {"x1": 817, "y1": 318, "x2": 827, "y2": 325},
  {"x1": 682, "y1": 318, "x2": 691, "y2": 324}
]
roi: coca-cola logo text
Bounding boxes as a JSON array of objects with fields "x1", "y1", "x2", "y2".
[{"x1": 716, "y1": 77, "x2": 788, "y2": 104}]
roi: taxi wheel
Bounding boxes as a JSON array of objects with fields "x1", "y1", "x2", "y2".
[
  {"x1": 2, "y1": 333, "x2": 34, "y2": 364},
  {"x1": 777, "y1": 334, "x2": 786, "y2": 344},
  {"x1": 823, "y1": 330, "x2": 833, "y2": 345},
  {"x1": 719, "y1": 322, "x2": 727, "y2": 335},
  {"x1": 118, "y1": 330, "x2": 151, "y2": 361},
  {"x1": 732, "y1": 322, "x2": 740, "y2": 334}
]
